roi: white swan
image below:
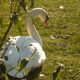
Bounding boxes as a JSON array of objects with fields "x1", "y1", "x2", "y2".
[{"x1": 3, "y1": 8, "x2": 49, "y2": 78}]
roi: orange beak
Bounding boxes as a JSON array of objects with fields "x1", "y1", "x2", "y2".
[
  {"x1": 44, "y1": 15, "x2": 49, "y2": 27},
  {"x1": 44, "y1": 20, "x2": 48, "y2": 27}
]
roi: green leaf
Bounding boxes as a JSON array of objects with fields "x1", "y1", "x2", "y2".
[
  {"x1": 18, "y1": 59, "x2": 29, "y2": 72},
  {"x1": 52, "y1": 62, "x2": 64, "y2": 80},
  {"x1": 25, "y1": 68, "x2": 29, "y2": 76},
  {"x1": 2, "y1": 73, "x2": 9, "y2": 80},
  {"x1": 53, "y1": 68, "x2": 60, "y2": 80}
]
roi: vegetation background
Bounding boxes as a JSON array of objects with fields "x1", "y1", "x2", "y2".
[{"x1": 0, "y1": 0, "x2": 80, "y2": 80}]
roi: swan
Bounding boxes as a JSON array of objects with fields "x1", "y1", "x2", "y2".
[{"x1": 3, "y1": 8, "x2": 49, "y2": 79}]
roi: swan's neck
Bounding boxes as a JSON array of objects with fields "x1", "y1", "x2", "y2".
[{"x1": 27, "y1": 16, "x2": 43, "y2": 47}]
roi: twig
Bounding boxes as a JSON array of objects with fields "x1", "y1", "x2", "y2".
[
  {"x1": 0, "y1": 20, "x2": 13, "y2": 51},
  {"x1": 0, "y1": 0, "x2": 14, "y2": 51}
]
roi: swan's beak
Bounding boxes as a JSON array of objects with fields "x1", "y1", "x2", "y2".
[
  {"x1": 44, "y1": 15, "x2": 49, "y2": 27},
  {"x1": 44, "y1": 20, "x2": 48, "y2": 27}
]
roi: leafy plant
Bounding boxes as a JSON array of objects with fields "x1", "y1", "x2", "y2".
[
  {"x1": 2, "y1": 73, "x2": 9, "y2": 80},
  {"x1": 52, "y1": 62, "x2": 64, "y2": 80},
  {"x1": 0, "y1": 0, "x2": 35, "y2": 79},
  {"x1": 16, "y1": 45, "x2": 37, "y2": 75},
  {"x1": 17, "y1": 58, "x2": 29, "y2": 72},
  {"x1": 0, "y1": 0, "x2": 34, "y2": 51}
]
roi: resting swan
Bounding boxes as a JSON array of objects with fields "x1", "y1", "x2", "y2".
[{"x1": 3, "y1": 8, "x2": 49, "y2": 79}]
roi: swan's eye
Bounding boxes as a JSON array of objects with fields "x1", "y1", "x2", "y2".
[{"x1": 4, "y1": 56, "x2": 8, "y2": 61}]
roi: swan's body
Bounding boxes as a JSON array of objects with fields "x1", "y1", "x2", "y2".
[{"x1": 3, "y1": 8, "x2": 49, "y2": 78}]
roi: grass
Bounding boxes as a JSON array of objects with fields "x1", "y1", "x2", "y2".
[{"x1": 0, "y1": 0, "x2": 80, "y2": 80}]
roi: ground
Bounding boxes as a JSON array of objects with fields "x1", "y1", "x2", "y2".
[{"x1": 0, "y1": 0, "x2": 80, "y2": 80}]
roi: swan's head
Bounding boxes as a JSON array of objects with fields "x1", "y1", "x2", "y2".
[{"x1": 29, "y1": 8, "x2": 49, "y2": 26}]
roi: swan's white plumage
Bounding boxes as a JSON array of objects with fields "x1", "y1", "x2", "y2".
[{"x1": 3, "y1": 8, "x2": 48, "y2": 78}]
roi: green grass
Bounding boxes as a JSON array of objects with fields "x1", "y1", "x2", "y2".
[{"x1": 0, "y1": 0, "x2": 80, "y2": 80}]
